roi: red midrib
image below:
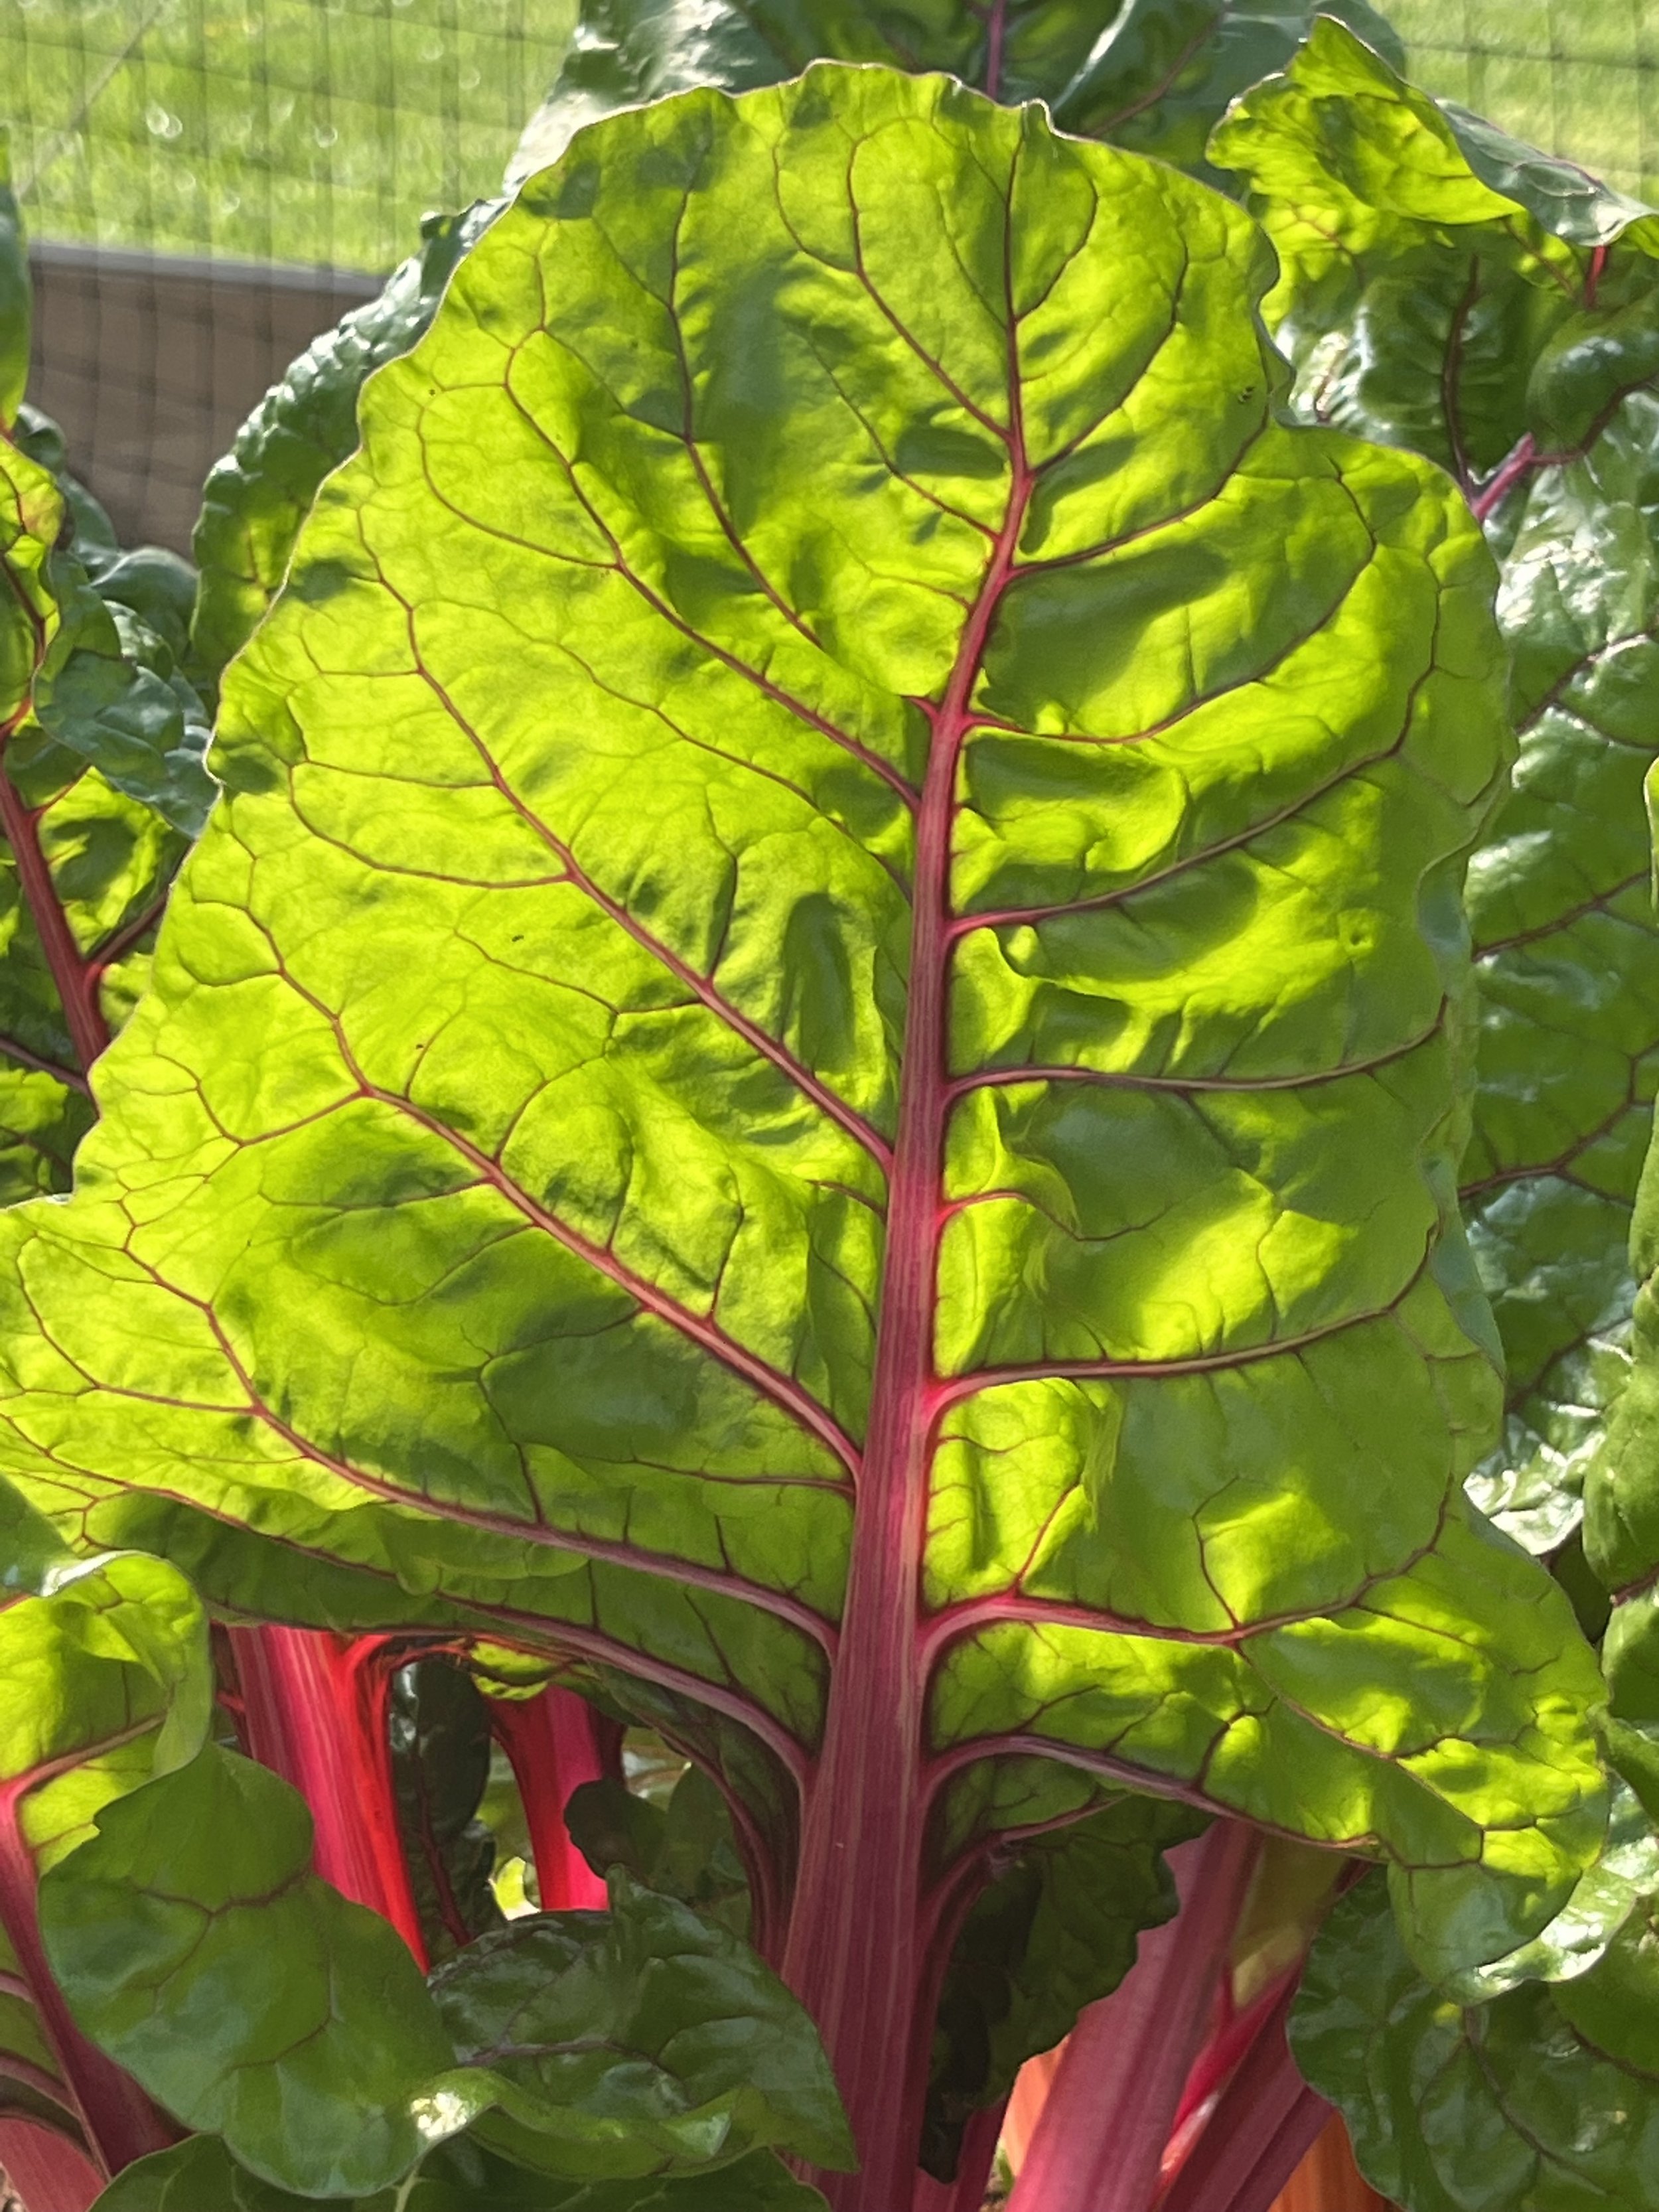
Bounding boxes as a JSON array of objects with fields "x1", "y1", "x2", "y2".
[
  {"x1": 779, "y1": 400, "x2": 1033, "y2": 2205},
  {"x1": 0, "y1": 739, "x2": 109, "y2": 1078}
]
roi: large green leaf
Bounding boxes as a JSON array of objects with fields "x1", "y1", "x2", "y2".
[
  {"x1": 1213, "y1": 19, "x2": 1659, "y2": 1562},
  {"x1": 190, "y1": 202, "x2": 502, "y2": 690},
  {"x1": 1, "y1": 410, "x2": 210, "y2": 1208},
  {"x1": 1293, "y1": 1869, "x2": 1659, "y2": 2212},
  {"x1": 0, "y1": 68, "x2": 1607, "y2": 2006},
  {"x1": 509, "y1": 0, "x2": 1404, "y2": 192},
  {"x1": 94, "y1": 2134, "x2": 831, "y2": 2211},
  {"x1": 38, "y1": 1742, "x2": 479, "y2": 2199}
]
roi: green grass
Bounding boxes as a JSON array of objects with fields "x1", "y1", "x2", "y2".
[
  {"x1": 1, "y1": 0, "x2": 1654, "y2": 273},
  {"x1": 0, "y1": 0, "x2": 575, "y2": 273},
  {"x1": 1387, "y1": 0, "x2": 1659, "y2": 203}
]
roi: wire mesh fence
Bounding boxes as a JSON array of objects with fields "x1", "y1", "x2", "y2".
[
  {"x1": 1, "y1": 0, "x2": 1655, "y2": 550},
  {"x1": 2, "y1": 0, "x2": 573, "y2": 548}
]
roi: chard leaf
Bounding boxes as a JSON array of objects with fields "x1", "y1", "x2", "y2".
[
  {"x1": 0, "y1": 1475, "x2": 212, "y2": 2172},
  {"x1": 0, "y1": 68, "x2": 1607, "y2": 2001},
  {"x1": 565, "y1": 1765, "x2": 752, "y2": 1937},
  {"x1": 1292, "y1": 1870, "x2": 1659, "y2": 2212},
  {"x1": 37, "y1": 1742, "x2": 465, "y2": 2199},
  {"x1": 95, "y1": 2134, "x2": 830, "y2": 2211},
  {"x1": 1213, "y1": 19, "x2": 1659, "y2": 1562},
  {"x1": 190, "y1": 201, "x2": 502, "y2": 689},
  {"x1": 508, "y1": 0, "x2": 1403, "y2": 189},
  {"x1": 427, "y1": 1872, "x2": 853, "y2": 2177},
  {"x1": 922, "y1": 1793, "x2": 1201, "y2": 2178},
  {"x1": 390, "y1": 1657, "x2": 506, "y2": 1962},
  {"x1": 1, "y1": 415, "x2": 210, "y2": 1206}
]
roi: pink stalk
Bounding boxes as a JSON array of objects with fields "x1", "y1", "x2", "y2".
[
  {"x1": 912, "y1": 2100, "x2": 1008, "y2": 2212},
  {"x1": 0, "y1": 2122, "x2": 105, "y2": 2212},
  {"x1": 1166, "y1": 1962, "x2": 1301, "y2": 2148},
  {"x1": 226, "y1": 1626, "x2": 427, "y2": 1962},
  {"x1": 1154, "y1": 1983, "x2": 1330, "y2": 2212},
  {"x1": 1005, "y1": 1822, "x2": 1261, "y2": 2212},
  {"x1": 489, "y1": 1684, "x2": 615, "y2": 1911}
]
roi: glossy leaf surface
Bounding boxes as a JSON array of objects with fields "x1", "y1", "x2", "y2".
[
  {"x1": 1214, "y1": 19, "x2": 1659, "y2": 1561},
  {"x1": 190, "y1": 202, "x2": 501, "y2": 688},
  {"x1": 38, "y1": 1743, "x2": 466, "y2": 2199},
  {"x1": 509, "y1": 0, "x2": 1403, "y2": 191},
  {"x1": 566, "y1": 1765, "x2": 751, "y2": 1937},
  {"x1": 94, "y1": 2134, "x2": 830, "y2": 2211},
  {"x1": 429, "y1": 1873, "x2": 852, "y2": 2179},
  {"x1": 0, "y1": 64, "x2": 1607, "y2": 2087},
  {"x1": 1293, "y1": 1870, "x2": 1659, "y2": 2212}
]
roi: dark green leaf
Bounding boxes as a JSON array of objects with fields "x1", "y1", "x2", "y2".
[
  {"x1": 922, "y1": 1793, "x2": 1201, "y2": 2179},
  {"x1": 509, "y1": 0, "x2": 1402, "y2": 192},
  {"x1": 94, "y1": 2134, "x2": 830, "y2": 2211},
  {"x1": 429, "y1": 1872, "x2": 853, "y2": 2178},
  {"x1": 1293, "y1": 1870, "x2": 1659, "y2": 2212},
  {"x1": 38, "y1": 1744, "x2": 463, "y2": 2199},
  {"x1": 565, "y1": 1766, "x2": 751, "y2": 1937},
  {"x1": 391, "y1": 1657, "x2": 506, "y2": 1962},
  {"x1": 189, "y1": 200, "x2": 501, "y2": 686}
]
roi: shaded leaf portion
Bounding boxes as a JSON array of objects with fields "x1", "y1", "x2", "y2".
[
  {"x1": 566, "y1": 1767, "x2": 751, "y2": 1938},
  {"x1": 921, "y1": 1795, "x2": 1201, "y2": 2179},
  {"x1": 190, "y1": 201, "x2": 501, "y2": 688},
  {"x1": 430, "y1": 1874, "x2": 853, "y2": 2179},
  {"x1": 38, "y1": 1743, "x2": 465, "y2": 2201},
  {"x1": 509, "y1": 0, "x2": 1402, "y2": 189},
  {"x1": 1213, "y1": 18, "x2": 1659, "y2": 1561},
  {"x1": 94, "y1": 2134, "x2": 830, "y2": 2211},
  {"x1": 0, "y1": 67, "x2": 1606, "y2": 1985},
  {"x1": 391, "y1": 1658, "x2": 506, "y2": 1962},
  {"x1": 1293, "y1": 1871, "x2": 1659, "y2": 2212}
]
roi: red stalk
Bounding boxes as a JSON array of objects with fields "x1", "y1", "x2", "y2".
[
  {"x1": 489, "y1": 1684, "x2": 615, "y2": 1911},
  {"x1": 1154, "y1": 1983, "x2": 1330, "y2": 2212},
  {"x1": 226, "y1": 1626, "x2": 427, "y2": 1962},
  {"x1": 0, "y1": 1803, "x2": 176, "y2": 2177},
  {"x1": 0, "y1": 2122, "x2": 106, "y2": 2212},
  {"x1": 1006, "y1": 1823, "x2": 1261, "y2": 2212},
  {"x1": 777, "y1": 339, "x2": 1035, "y2": 2212}
]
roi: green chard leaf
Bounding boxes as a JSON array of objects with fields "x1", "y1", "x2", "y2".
[
  {"x1": 390, "y1": 1657, "x2": 507, "y2": 1963},
  {"x1": 0, "y1": 67, "x2": 1608, "y2": 2037},
  {"x1": 1213, "y1": 18, "x2": 1659, "y2": 1562},
  {"x1": 428, "y1": 1873, "x2": 853, "y2": 2179},
  {"x1": 1, "y1": 409, "x2": 211, "y2": 1207},
  {"x1": 0, "y1": 1474, "x2": 213, "y2": 2172},
  {"x1": 566, "y1": 1763, "x2": 753, "y2": 1937},
  {"x1": 1293, "y1": 1868, "x2": 1659, "y2": 2212},
  {"x1": 190, "y1": 201, "x2": 502, "y2": 689},
  {"x1": 95, "y1": 2134, "x2": 831, "y2": 2212},
  {"x1": 509, "y1": 0, "x2": 1404, "y2": 192}
]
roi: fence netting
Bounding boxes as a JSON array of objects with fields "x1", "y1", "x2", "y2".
[{"x1": 0, "y1": 0, "x2": 1652, "y2": 549}]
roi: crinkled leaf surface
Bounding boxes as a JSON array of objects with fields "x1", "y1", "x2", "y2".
[
  {"x1": 1293, "y1": 1870, "x2": 1659, "y2": 2212},
  {"x1": 190, "y1": 201, "x2": 502, "y2": 690},
  {"x1": 95, "y1": 2134, "x2": 830, "y2": 2212},
  {"x1": 0, "y1": 68, "x2": 1608, "y2": 1983},
  {"x1": 37, "y1": 1741, "x2": 465, "y2": 2199},
  {"x1": 1214, "y1": 19, "x2": 1659, "y2": 1560},
  {"x1": 428, "y1": 1872, "x2": 852, "y2": 2179},
  {"x1": 509, "y1": 0, "x2": 1402, "y2": 191},
  {"x1": 921, "y1": 1793, "x2": 1200, "y2": 2177},
  {"x1": 1, "y1": 422, "x2": 210, "y2": 1206}
]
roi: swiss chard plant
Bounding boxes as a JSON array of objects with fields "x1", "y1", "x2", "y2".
[{"x1": 4, "y1": 16, "x2": 1659, "y2": 2212}]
